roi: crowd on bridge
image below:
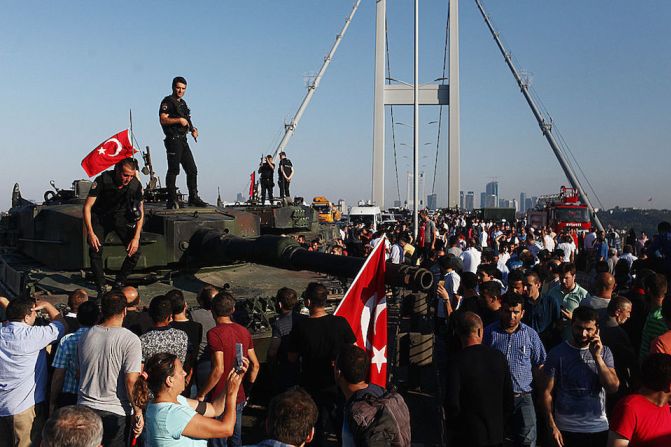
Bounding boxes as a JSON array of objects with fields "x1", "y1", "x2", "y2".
[{"x1": 2, "y1": 207, "x2": 671, "y2": 447}]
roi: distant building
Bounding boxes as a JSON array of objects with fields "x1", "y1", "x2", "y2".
[
  {"x1": 236, "y1": 192, "x2": 244, "y2": 202},
  {"x1": 520, "y1": 192, "x2": 526, "y2": 213},
  {"x1": 427, "y1": 194, "x2": 437, "y2": 210},
  {"x1": 338, "y1": 199, "x2": 347, "y2": 213},
  {"x1": 485, "y1": 181, "x2": 499, "y2": 208},
  {"x1": 531, "y1": 196, "x2": 539, "y2": 208},
  {"x1": 499, "y1": 198, "x2": 510, "y2": 208},
  {"x1": 525, "y1": 198, "x2": 533, "y2": 212},
  {"x1": 459, "y1": 191, "x2": 464, "y2": 210},
  {"x1": 480, "y1": 192, "x2": 487, "y2": 209},
  {"x1": 465, "y1": 191, "x2": 475, "y2": 211}
]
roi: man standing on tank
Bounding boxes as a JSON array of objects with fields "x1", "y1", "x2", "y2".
[
  {"x1": 277, "y1": 151, "x2": 294, "y2": 204},
  {"x1": 159, "y1": 76, "x2": 207, "y2": 209},
  {"x1": 83, "y1": 158, "x2": 144, "y2": 296}
]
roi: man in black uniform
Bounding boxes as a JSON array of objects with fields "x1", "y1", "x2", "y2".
[
  {"x1": 277, "y1": 151, "x2": 294, "y2": 204},
  {"x1": 258, "y1": 154, "x2": 275, "y2": 205},
  {"x1": 159, "y1": 76, "x2": 207, "y2": 209},
  {"x1": 83, "y1": 158, "x2": 144, "y2": 296}
]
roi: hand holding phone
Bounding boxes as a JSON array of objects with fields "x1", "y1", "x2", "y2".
[
  {"x1": 589, "y1": 329, "x2": 603, "y2": 359},
  {"x1": 235, "y1": 343, "x2": 244, "y2": 373}
]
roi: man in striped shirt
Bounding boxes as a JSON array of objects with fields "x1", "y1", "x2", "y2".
[{"x1": 484, "y1": 292, "x2": 546, "y2": 447}]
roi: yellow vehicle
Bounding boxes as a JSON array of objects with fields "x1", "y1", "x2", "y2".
[{"x1": 312, "y1": 196, "x2": 342, "y2": 223}]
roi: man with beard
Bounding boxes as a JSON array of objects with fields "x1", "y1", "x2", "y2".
[{"x1": 542, "y1": 306, "x2": 620, "y2": 447}]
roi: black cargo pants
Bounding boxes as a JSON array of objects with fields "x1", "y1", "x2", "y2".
[
  {"x1": 165, "y1": 135, "x2": 198, "y2": 201},
  {"x1": 89, "y1": 212, "x2": 141, "y2": 290}
]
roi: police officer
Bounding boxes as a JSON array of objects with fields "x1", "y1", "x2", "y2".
[
  {"x1": 159, "y1": 76, "x2": 207, "y2": 209},
  {"x1": 277, "y1": 151, "x2": 294, "y2": 203},
  {"x1": 83, "y1": 158, "x2": 144, "y2": 296},
  {"x1": 258, "y1": 154, "x2": 275, "y2": 205}
]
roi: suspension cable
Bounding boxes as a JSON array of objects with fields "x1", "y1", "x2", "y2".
[
  {"x1": 431, "y1": 8, "x2": 450, "y2": 195},
  {"x1": 386, "y1": 19, "x2": 402, "y2": 204}
]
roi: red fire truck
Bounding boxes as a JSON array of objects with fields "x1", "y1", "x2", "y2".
[{"x1": 527, "y1": 186, "x2": 592, "y2": 234}]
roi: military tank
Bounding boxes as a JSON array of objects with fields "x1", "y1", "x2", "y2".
[{"x1": 0, "y1": 149, "x2": 432, "y2": 352}]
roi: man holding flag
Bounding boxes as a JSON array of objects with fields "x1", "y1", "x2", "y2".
[{"x1": 83, "y1": 158, "x2": 144, "y2": 297}]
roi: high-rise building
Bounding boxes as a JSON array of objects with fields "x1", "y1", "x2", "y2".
[
  {"x1": 499, "y1": 198, "x2": 511, "y2": 208},
  {"x1": 427, "y1": 194, "x2": 437, "y2": 210},
  {"x1": 531, "y1": 196, "x2": 539, "y2": 208},
  {"x1": 486, "y1": 194, "x2": 497, "y2": 208},
  {"x1": 485, "y1": 181, "x2": 499, "y2": 208},
  {"x1": 525, "y1": 198, "x2": 533, "y2": 212},
  {"x1": 465, "y1": 191, "x2": 475, "y2": 211},
  {"x1": 520, "y1": 192, "x2": 526, "y2": 213},
  {"x1": 236, "y1": 192, "x2": 244, "y2": 202},
  {"x1": 459, "y1": 191, "x2": 464, "y2": 210},
  {"x1": 480, "y1": 192, "x2": 487, "y2": 209}
]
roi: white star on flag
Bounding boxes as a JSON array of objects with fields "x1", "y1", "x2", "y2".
[
  {"x1": 97, "y1": 147, "x2": 106, "y2": 154},
  {"x1": 371, "y1": 345, "x2": 387, "y2": 373}
]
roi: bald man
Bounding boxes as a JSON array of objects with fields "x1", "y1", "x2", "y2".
[
  {"x1": 581, "y1": 272, "x2": 616, "y2": 321},
  {"x1": 444, "y1": 312, "x2": 513, "y2": 447},
  {"x1": 121, "y1": 286, "x2": 152, "y2": 336}
]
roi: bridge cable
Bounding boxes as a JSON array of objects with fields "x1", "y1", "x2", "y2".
[
  {"x1": 431, "y1": 9, "x2": 450, "y2": 196},
  {"x1": 386, "y1": 19, "x2": 402, "y2": 204}
]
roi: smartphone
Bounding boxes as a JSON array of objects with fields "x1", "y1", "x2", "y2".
[{"x1": 235, "y1": 343, "x2": 244, "y2": 373}]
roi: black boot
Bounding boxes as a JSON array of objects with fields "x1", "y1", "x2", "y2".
[
  {"x1": 166, "y1": 200, "x2": 180, "y2": 209},
  {"x1": 188, "y1": 195, "x2": 208, "y2": 207}
]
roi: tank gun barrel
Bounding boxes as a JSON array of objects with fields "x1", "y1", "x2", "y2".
[{"x1": 186, "y1": 229, "x2": 433, "y2": 291}]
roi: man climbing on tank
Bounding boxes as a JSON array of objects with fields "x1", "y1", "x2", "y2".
[
  {"x1": 159, "y1": 76, "x2": 207, "y2": 209},
  {"x1": 83, "y1": 158, "x2": 144, "y2": 298}
]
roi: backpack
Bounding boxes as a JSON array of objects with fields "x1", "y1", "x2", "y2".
[{"x1": 347, "y1": 390, "x2": 411, "y2": 447}]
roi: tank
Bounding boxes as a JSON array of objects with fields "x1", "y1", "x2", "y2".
[{"x1": 0, "y1": 150, "x2": 433, "y2": 360}]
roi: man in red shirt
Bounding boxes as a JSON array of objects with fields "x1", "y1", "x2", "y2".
[
  {"x1": 197, "y1": 292, "x2": 260, "y2": 447},
  {"x1": 608, "y1": 353, "x2": 671, "y2": 446}
]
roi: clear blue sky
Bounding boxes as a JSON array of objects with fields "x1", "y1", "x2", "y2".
[{"x1": 1, "y1": 0, "x2": 669, "y2": 212}]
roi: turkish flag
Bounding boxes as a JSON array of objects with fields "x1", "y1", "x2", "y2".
[
  {"x1": 335, "y1": 236, "x2": 388, "y2": 387},
  {"x1": 81, "y1": 129, "x2": 137, "y2": 177},
  {"x1": 249, "y1": 171, "x2": 256, "y2": 199}
]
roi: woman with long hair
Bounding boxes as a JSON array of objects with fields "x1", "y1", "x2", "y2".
[{"x1": 133, "y1": 352, "x2": 247, "y2": 446}]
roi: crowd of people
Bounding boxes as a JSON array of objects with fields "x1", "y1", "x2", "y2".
[
  {"x1": 0, "y1": 279, "x2": 408, "y2": 447},
  {"x1": 331, "y1": 210, "x2": 671, "y2": 447},
  {"x1": 2, "y1": 207, "x2": 671, "y2": 447}
]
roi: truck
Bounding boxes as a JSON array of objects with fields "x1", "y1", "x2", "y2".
[
  {"x1": 348, "y1": 205, "x2": 382, "y2": 231},
  {"x1": 312, "y1": 196, "x2": 342, "y2": 223},
  {"x1": 527, "y1": 186, "x2": 591, "y2": 233}
]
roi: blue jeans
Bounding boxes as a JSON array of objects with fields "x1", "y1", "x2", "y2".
[
  {"x1": 511, "y1": 393, "x2": 536, "y2": 447},
  {"x1": 209, "y1": 402, "x2": 245, "y2": 447}
]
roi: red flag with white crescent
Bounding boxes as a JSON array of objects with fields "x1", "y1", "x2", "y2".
[
  {"x1": 249, "y1": 171, "x2": 256, "y2": 199},
  {"x1": 335, "y1": 236, "x2": 388, "y2": 387},
  {"x1": 81, "y1": 129, "x2": 137, "y2": 177}
]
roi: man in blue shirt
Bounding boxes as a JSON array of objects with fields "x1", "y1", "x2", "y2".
[
  {"x1": 485, "y1": 292, "x2": 546, "y2": 447},
  {"x1": 521, "y1": 271, "x2": 561, "y2": 348},
  {"x1": 0, "y1": 297, "x2": 66, "y2": 447}
]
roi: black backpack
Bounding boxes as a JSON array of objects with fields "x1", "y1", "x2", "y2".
[{"x1": 347, "y1": 390, "x2": 411, "y2": 447}]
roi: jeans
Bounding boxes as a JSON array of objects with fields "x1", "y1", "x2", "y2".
[
  {"x1": 209, "y1": 402, "x2": 244, "y2": 447},
  {"x1": 560, "y1": 430, "x2": 608, "y2": 447},
  {"x1": 91, "y1": 409, "x2": 130, "y2": 447},
  {"x1": 510, "y1": 393, "x2": 536, "y2": 447}
]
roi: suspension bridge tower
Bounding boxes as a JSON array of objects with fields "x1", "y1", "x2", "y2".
[{"x1": 372, "y1": 0, "x2": 460, "y2": 209}]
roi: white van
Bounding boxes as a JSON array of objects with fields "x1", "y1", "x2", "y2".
[{"x1": 348, "y1": 206, "x2": 382, "y2": 231}]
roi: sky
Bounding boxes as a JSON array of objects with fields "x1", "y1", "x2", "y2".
[{"x1": 1, "y1": 0, "x2": 670, "y2": 212}]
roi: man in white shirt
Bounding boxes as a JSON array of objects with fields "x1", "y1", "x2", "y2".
[{"x1": 461, "y1": 238, "x2": 482, "y2": 274}]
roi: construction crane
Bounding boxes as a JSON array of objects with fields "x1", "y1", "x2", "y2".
[
  {"x1": 474, "y1": 0, "x2": 604, "y2": 232},
  {"x1": 272, "y1": 0, "x2": 361, "y2": 160}
]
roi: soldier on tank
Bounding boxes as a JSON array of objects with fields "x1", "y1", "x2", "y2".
[
  {"x1": 83, "y1": 158, "x2": 144, "y2": 297},
  {"x1": 159, "y1": 76, "x2": 207, "y2": 209}
]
